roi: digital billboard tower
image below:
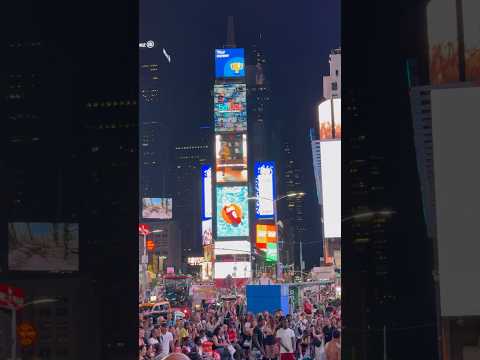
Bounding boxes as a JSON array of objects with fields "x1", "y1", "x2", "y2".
[
  {"x1": 318, "y1": 49, "x2": 341, "y2": 270},
  {"x1": 211, "y1": 18, "x2": 251, "y2": 288}
]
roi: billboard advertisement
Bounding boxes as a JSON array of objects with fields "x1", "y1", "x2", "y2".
[
  {"x1": 427, "y1": 0, "x2": 460, "y2": 85},
  {"x1": 256, "y1": 224, "x2": 277, "y2": 263},
  {"x1": 201, "y1": 165, "x2": 212, "y2": 220},
  {"x1": 202, "y1": 219, "x2": 213, "y2": 246},
  {"x1": 462, "y1": 0, "x2": 480, "y2": 81},
  {"x1": 431, "y1": 86, "x2": 480, "y2": 316},
  {"x1": 318, "y1": 98, "x2": 341, "y2": 140},
  {"x1": 8, "y1": 223, "x2": 79, "y2": 272},
  {"x1": 215, "y1": 134, "x2": 248, "y2": 183},
  {"x1": 214, "y1": 84, "x2": 247, "y2": 132},
  {"x1": 142, "y1": 198, "x2": 173, "y2": 219},
  {"x1": 256, "y1": 224, "x2": 277, "y2": 249},
  {"x1": 214, "y1": 261, "x2": 251, "y2": 279},
  {"x1": 255, "y1": 161, "x2": 276, "y2": 218},
  {"x1": 320, "y1": 141, "x2": 341, "y2": 239},
  {"x1": 214, "y1": 240, "x2": 251, "y2": 255},
  {"x1": 216, "y1": 186, "x2": 249, "y2": 238},
  {"x1": 215, "y1": 48, "x2": 245, "y2": 78}
]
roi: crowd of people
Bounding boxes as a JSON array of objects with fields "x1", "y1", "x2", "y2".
[{"x1": 139, "y1": 287, "x2": 341, "y2": 360}]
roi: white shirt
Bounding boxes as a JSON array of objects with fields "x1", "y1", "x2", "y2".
[
  {"x1": 276, "y1": 328, "x2": 295, "y2": 354},
  {"x1": 159, "y1": 331, "x2": 173, "y2": 358}
]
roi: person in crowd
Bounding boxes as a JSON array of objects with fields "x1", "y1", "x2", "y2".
[
  {"x1": 252, "y1": 316, "x2": 266, "y2": 360},
  {"x1": 324, "y1": 330, "x2": 340, "y2": 360},
  {"x1": 276, "y1": 317, "x2": 296, "y2": 360},
  {"x1": 158, "y1": 323, "x2": 175, "y2": 359}
]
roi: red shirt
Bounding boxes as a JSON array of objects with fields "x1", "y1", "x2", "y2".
[{"x1": 227, "y1": 329, "x2": 237, "y2": 342}]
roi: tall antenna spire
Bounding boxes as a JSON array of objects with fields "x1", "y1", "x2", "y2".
[{"x1": 226, "y1": 16, "x2": 236, "y2": 48}]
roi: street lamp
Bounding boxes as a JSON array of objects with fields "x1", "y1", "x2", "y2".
[
  {"x1": 248, "y1": 192, "x2": 306, "y2": 280},
  {"x1": 9, "y1": 298, "x2": 59, "y2": 360}
]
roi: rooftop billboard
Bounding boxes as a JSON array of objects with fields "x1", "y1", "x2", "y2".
[{"x1": 215, "y1": 48, "x2": 245, "y2": 78}]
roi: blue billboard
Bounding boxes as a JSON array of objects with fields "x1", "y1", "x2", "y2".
[
  {"x1": 215, "y1": 48, "x2": 245, "y2": 78},
  {"x1": 216, "y1": 186, "x2": 249, "y2": 238},
  {"x1": 201, "y1": 165, "x2": 212, "y2": 220},
  {"x1": 255, "y1": 161, "x2": 276, "y2": 219}
]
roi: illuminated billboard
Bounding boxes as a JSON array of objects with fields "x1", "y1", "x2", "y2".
[
  {"x1": 201, "y1": 165, "x2": 212, "y2": 220},
  {"x1": 214, "y1": 261, "x2": 251, "y2": 279},
  {"x1": 215, "y1": 48, "x2": 245, "y2": 78},
  {"x1": 142, "y1": 198, "x2": 173, "y2": 219},
  {"x1": 8, "y1": 223, "x2": 79, "y2": 272},
  {"x1": 215, "y1": 134, "x2": 248, "y2": 183},
  {"x1": 318, "y1": 98, "x2": 341, "y2": 140},
  {"x1": 216, "y1": 186, "x2": 249, "y2": 238},
  {"x1": 214, "y1": 240, "x2": 251, "y2": 255},
  {"x1": 202, "y1": 219, "x2": 213, "y2": 246},
  {"x1": 320, "y1": 141, "x2": 341, "y2": 238},
  {"x1": 430, "y1": 86, "x2": 480, "y2": 316},
  {"x1": 214, "y1": 84, "x2": 247, "y2": 132},
  {"x1": 256, "y1": 224, "x2": 277, "y2": 263},
  {"x1": 462, "y1": 0, "x2": 480, "y2": 81},
  {"x1": 255, "y1": 162, "x2": 275, "y2": 218},
  {"x1": 427, "y1": 0, "x2": 459, "y2": 85}
]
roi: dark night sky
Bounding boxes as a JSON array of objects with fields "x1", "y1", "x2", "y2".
[{"x1": 141, "y1": 0, "x2": 340, "y2": 264}]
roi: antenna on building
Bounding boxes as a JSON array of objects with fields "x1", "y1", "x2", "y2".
[{"x1": 226, "y1": 16, "x2": 236, "y2": 48}]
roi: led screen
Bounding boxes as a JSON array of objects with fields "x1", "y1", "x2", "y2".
[
  {"x1": 256, "y1": 224, "x2": 277, "y2": 263},
  {"x1": 265, "y1": 243, "x2": 278, "y2": 263},
  {"x1": 431, "y1": 86, "x2": 480, "y2": 316},
  {"x1": 142, "y1": 198, "x2": 173, "y2": 219},
  {"x1": 255, "y1": 162, "x2": 275, "y2": 218},
  {"x1": 201, "y1": 165, "x2": 212, "y2": 220},
  {"x1": 320, "y1": 141, "x2": 341, "y2": 238},
  {"x1": 256, "y1": 224, "x2": 277, "y2": 249},
  {"x1": 215, "y1": 48, "x2": 245, "y2": 78},
  {"x1": 214, "y1": 240, "x2": 251, "y2": 255},
  {"x1": 214, "y1": 261, "x2": 251, "y2": 279},
  {"x1": 215, "y1": 134, "x2": 248, "y2": 183},
  {"x1": 214, "y1": 84, "x2": 247, "y2": 132},
  {"x1": 216, "y1": 186, "x2": 249, "y2": 238},
  {"x1": 462, "y1": 0, "x2": 480, "y2": 81},
  {"x1": 8, "y1": 223, "x2": 79, "y2": 272},
  {"x1": 318, "y1": 98, "x2": 341, "y2": 140},
  {"x1": 202, "y1": 219, "x2": 213, "y2": 246},
  {"x1": 427, "y1": 0, "x2": 460, "y2": 85}
]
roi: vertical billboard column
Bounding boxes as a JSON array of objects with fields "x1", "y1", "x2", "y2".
[
  {"x1": 254, "y1": 161, "x2": 279, "y2": 270},
  {"x1": 213, "y1": 48, "x2": 251, "y2": 287}
]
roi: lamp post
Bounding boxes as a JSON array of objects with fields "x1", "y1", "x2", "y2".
[
  {"x1": 10, "y1": 298, "x2": 59, "y2": 360},
  {"x1": 249, "y1": 192, "x2": 306, "y2": 281}
]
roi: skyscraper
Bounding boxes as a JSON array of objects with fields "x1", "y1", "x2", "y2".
[
  {"x1": 174, "y1": 127, "x2": 212, "y2": 259},
  {"x1": 278, "y1": 140, "x2": 306, "y2": 270}
]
